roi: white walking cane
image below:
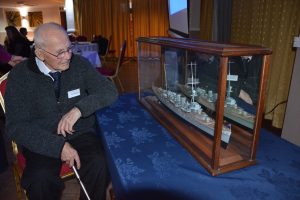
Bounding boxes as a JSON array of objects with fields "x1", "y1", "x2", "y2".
[
  {"x1": 64, "y1": 134, "x2": 91, "y2": 199},
  {"x1": 72, "y1": 166, "x2": 91, "y2": 200}
]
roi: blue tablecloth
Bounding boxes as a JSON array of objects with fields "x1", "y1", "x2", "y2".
[{"x1": 96, "y1": 93, "x2": 300, "y2": 200}]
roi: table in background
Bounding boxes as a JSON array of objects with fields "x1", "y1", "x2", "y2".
[
  {"x1": 80, "y1": 51, "x2": 101, "y2": 68},
  {"x1": 72, "y1": 42, "x2": 101, "y2": 68},
  {"x1": 72, "y1": 42, "x2": 98, "y2": 52},
  {"x1": 96, "y1": 93, "x2": 300, "y2": 200}
]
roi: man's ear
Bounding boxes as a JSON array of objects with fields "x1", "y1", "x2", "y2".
[{"x1": 35, "y1": 48, "x2": 44, "y2": 61}]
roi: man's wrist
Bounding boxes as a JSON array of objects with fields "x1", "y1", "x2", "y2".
[{"x1": 73, "y1": 107, "x2": 82, "y2": 118}]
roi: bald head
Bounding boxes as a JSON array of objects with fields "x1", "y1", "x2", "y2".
[
  {"x1": 34, "y1": 22, "x2": 69, "y2": 48},
  {"x1": 34, "y1": 23, "x2": 72, "y2": 72}
]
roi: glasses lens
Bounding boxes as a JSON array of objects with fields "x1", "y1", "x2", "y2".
[
  {"x1": 57, "y1": 46, "x2": 73, "y2": 59},
  {"x1": 57, "y1": 52, "x2": 65, "y2": 59}
]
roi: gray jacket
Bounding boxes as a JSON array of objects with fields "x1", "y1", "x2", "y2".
[{"x1": 5, "y1": 53, "x2": 118, "y2": 158}]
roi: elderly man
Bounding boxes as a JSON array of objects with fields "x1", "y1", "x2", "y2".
[{"x1": 5, "y1": 22, "x2": 118, "y2": 200}]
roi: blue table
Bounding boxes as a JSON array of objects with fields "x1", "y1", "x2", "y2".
[{"x1": 96, "y1": 93, "x2": 300, "y2": 200}]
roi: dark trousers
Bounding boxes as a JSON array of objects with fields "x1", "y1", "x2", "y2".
[{"x1": 21, "y1": 132, "x2": 109, "y2": 200}]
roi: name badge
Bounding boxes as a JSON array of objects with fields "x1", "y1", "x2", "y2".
[{"x1": 68, "y1": 89, "x2": 80, "y2": 98}]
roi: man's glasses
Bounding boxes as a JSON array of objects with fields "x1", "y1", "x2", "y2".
[{"x1": 39, "y1": 45, "x2": 74, "y2": 59}]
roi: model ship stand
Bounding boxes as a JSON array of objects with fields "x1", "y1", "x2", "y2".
[{"x1": 137, "y1": 37, "x2": 272, "y2": 176}]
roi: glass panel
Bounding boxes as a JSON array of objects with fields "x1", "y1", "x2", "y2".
[
  {"x1": 225, "y1": 55, "x2": 263, "y2": 131},
  {"x1": 182, "y1": 52, "x2": 231, "y2": 146},
  {"x1": 223, "y1": 55, "x2": 263, "y2": 158},
  {"x1": 138, "y1": 42, "x2": 162, "y2": 97},
  {"x1": 144, "y1": 46, "x2": 230, "y2": 147}
]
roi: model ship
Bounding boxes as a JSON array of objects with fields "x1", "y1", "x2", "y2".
[
  {"x1": 152, "y1": 63, "x2": 232, "y2": 144},
  {"x1": 177, "y1": 85, "x2": 255, "y2": 129},
  {"x1": 177, "y1": 62, "x2": 255, "y2": 129}
]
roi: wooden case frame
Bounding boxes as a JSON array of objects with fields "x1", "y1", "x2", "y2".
[{"x1": 136, "y1": 37, "x2": 272, "y2": 176}]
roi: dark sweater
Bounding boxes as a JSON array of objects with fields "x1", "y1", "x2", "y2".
[{"x1": 5, "y1": 53, "x2": 118, "y2": 158}]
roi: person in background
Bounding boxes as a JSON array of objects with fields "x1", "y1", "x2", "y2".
[
  {"x1": 0, "y1": 44, "x2": 26, "y2": 74},
  {"x1": 92, "y1": 35, "x2": 109, "y2": 56},
  {"x1": 5, "y1": 22, "x2": 118, "y2": 200},
  {"x1": 5, "y1": 26, "x2": 31, "y2": 57},
  {"x1": 228, "y1": 56, "x2": 262, "y2": 106},
  {"x1": 0, "y1": 32, "x2": 26, "y2": 176},
  {"x1": 68, "y1": 33, "x2": 77, "y2": 42},
  {"x1": 19, "y1": 27, "x2": 34, "y2": 45},
  {"x1": 19, "y1": 27, "x2": 28, "y2": 38}
]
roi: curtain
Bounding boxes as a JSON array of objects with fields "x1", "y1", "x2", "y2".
[
  {"x1": 73, "y1": 0, "x2": 80, "y2": 35},
  {"x1": 73, "y1": 0, "x2": 168, "y2": 57},
  {"x1": 74, "y1": 0, "x2": 101, "y2": 40},
  {"x1": 73, "y1": 0, "x2": 127, "y2": 56},
  {"x1": 110, "y1": 0, "x2": 130, "y2": 56},
  {"x1": 131, "y1": 0, "x2": 169, "y2": 56},
  {"x1": 216, "y1": 0, "x2": 232, "y2": 43},
  {"x1": 231, "y1": 0, "x2": 300, "y2": 128},
  {"x1": 75, "y1": 0, "x2": 113, "y2": 38},
  {"x1": 200, "y1": 0, "x2": 213, "y2": 40},
  {"x1": 211, "y1": 0, "x2": 232, "y2": 42}
]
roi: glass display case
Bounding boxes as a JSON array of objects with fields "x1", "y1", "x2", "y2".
[{"x1": 137, "y1": 37, "x2": 272, "y2": 176}]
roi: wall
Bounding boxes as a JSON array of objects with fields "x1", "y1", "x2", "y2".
[
  {"x1": 0, "y1": 6, "x2": 61, "y2": 45},
  {"x1": 281, "y1": 37, "x2": 300, "y2": 147}
]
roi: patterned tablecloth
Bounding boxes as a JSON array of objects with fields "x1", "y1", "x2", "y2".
[
  {"x1": 80, "y1": 51, "x2": 101, "y2": 68},
  {"x1": 96, "y1": 93, "x2": 300, "y2": 200},
  {"x1": 72, "y1": 42, "x2": 101, "y2": 68},
  {"x1": 73, "y1": 42, "x2": 98, "y2": 52}
]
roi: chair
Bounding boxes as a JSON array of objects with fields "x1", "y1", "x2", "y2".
[
  {"x1": 93, "y1": 35, "x2": 109, "y2": 56},
  {"x1": 101, "y1": 35, "x2": 116, "y2": 62},
  {"x1": 76, "y1": 35, "x2": 88, "y2": 42},
  {"x1": 0, "y1": 72, "x2": 74, "y2": 200},
  {"x1": 68, "y1": 34, "x2": 76, "y2": 42},
  {"x1": 98, "y1": 40, "x2": 127, "y2": 92}
]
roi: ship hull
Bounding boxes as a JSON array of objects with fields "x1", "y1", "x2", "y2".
[{"x1": 152, "y1": 86, "x2": 231, "y2": 144}]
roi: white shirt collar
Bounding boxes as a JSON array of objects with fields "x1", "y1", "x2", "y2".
[{"x1": 35, "y1": 57, "x2": 55, "y2": 80}]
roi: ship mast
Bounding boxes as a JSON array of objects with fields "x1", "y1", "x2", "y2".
[
  {"x1": 163, "y1": 63, "x2": 169, "y2": 90},
  {"x1": 226, "y1": 60, "x2": 237, "y2": 106},
  {"x1": 227, "y1": 61, "x2": 234, "y2": 98},
  {"x1": 189, "y1": 62, "x2": 197, "y2": 103}
]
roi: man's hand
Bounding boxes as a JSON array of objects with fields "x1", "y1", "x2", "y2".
[
  {"x1": 8, "y1": 55, "x2": 26, "y2": 67},
  {"x1": 239, "y1": 89, "x2": 253, "y2": 105},
  {"x1": 57, "y1": 107, "x2": 81, "y2": 137},
  {"x1": 61, "y1": 142, "x2": 81, "y2": 169}
]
